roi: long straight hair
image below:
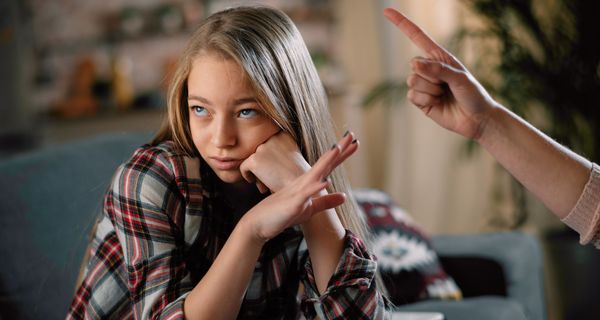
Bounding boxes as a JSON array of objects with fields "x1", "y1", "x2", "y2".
[
  {"x1": 152, "y1": 5, "x2": 380, "y2": 290},
  {"x1": 154, "y1": 6, "x2": 371, "y2": 245}
]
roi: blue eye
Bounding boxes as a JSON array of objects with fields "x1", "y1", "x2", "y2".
[
  {"x1": 191, "y1": 106, "x2": 208, "y2": 116},
  {"x1": 239, "y1": 109, "x2": 258, "y2": 119}
]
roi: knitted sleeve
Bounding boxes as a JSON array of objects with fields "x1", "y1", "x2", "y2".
[{"x1": 562, "y1": 163, "x2": 600, "y2": 248}]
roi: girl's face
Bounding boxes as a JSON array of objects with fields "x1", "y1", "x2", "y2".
[{"x1": 187, "y1": 53, "x2": 280, "y2": 184}]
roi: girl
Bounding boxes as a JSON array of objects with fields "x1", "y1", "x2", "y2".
[{"x1": 68, "y1": 6, "x2": 388, "y2": 319}]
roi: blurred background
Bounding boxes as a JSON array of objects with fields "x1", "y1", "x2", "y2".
[{"x1": 1, "y1": 0, "x2": 599, "y2": 318}]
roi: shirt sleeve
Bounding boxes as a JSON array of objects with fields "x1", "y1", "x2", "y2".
[
  {"x1": 300, "y1": 230, "x2": 390, "y2": 319},
  {"x1": 109, "y1": 147, "x2": 193, "y2": 319},
  {"x1": 562, "y1": 162, "x2": 600, "y2": 248}
]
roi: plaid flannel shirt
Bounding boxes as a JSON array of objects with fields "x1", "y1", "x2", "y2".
[{"x1": 67, "y1": 141, "x2": 389, "y2": 319}]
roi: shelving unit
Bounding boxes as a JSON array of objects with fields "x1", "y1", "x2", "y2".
[
  {"x1": 43, "y1": 108, "x2": 164, "y2": 145},
  {"x1": 31, "y1": 0, "x2": 343, "y2": 147}
]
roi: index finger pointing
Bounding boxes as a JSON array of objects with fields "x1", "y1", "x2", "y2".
[{"x1": 383, "y1": 8, "x2": 443, "y2": 55}]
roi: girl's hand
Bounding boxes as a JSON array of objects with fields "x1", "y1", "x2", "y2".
[
  {"x1": 239, "y1": 132, "x2": 310, "y2": 194},
  {"x1": 239, "y1": 133, "x2": 358, "y2": 244},
  {"x1": 384, "y1": 8, "x2": 498, "y2": 140}
]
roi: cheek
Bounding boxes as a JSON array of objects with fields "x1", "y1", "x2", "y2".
[
  {"x1": 242, "y1": 123, "x2": 280, "y2": 147},
  {"x1": 189, "y1": 122, "x2": 209, "y2": 149}
]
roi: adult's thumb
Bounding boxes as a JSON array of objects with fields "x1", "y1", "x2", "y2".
[{"x1": 413, "y1": 58, "x2": 464, "y2": 86}]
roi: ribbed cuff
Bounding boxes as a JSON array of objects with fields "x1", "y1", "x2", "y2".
[{"x1": 562, "y1": 163, "x2": 600, "y2": 247}]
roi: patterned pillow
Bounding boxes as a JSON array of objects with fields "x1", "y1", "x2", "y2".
[{"x1": 353, "y1": 188, "x2": 462, "y2": 305}]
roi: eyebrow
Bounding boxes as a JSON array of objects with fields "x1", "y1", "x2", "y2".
[{"x1": 188, "y1": 95, "x2": 258, "y2": 106}]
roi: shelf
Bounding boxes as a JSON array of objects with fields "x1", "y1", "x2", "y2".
[{"x1": 43, "y1": 108, "x2": 164, "y2": 145}]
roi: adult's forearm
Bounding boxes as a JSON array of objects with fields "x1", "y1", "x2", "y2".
[
  {"x1": 477, "y1": 103, "x2": 592, "y2": 218},
  {"x1": 183, "y1": 222, "x2": 263, "y2": 320}
]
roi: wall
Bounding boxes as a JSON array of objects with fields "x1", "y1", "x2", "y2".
[
  {"x1": 0, "y1": 0, "x2": 36, "y2": 155},
  {"x1": 331, "y1": 0, "x2": 561, "y2": 236}
]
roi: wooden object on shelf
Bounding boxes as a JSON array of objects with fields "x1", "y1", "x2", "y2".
[
  {"x1": 111, "y1": 56, "x2": 134, "y2": 111},
  {"x1": 52, "y1": 57, "x2": 99, "y2": 118}
]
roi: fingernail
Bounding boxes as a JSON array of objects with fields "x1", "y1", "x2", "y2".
[
  {"x1": 413, "y1": 58, "x2": 429, "y2": 68},
  {"x1": 352, "y1": 139, "x2": 358, "y2": 144},
  {"x1": 343, "y1": 130, "x2": 350, "y2": 137}
]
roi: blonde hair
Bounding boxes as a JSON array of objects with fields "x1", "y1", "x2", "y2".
[{"x1": 153, "y1": 5, "x2": 372, "y2": 262}]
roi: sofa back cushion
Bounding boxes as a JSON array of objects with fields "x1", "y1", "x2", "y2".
[
  {"x1": 353, "y1": 188, "x2": 462, "y2": 305},
  {"x1": 0, "y1": 133, "x2": 150, "y2": 319}
]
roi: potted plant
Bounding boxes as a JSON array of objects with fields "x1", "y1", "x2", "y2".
[
  {"x1": 365, "y1": 0, "x2": 600, "y2": 229},
  {"x1": 365, "y1": 1, "x2": 600, "y2": 317}
]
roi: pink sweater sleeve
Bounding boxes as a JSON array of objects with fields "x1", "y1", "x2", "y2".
[{"x1": 561, "y1": 163, "x2": 600, "y2": 248}]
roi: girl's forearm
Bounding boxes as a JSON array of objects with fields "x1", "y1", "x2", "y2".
[
  {"x1": 301, "y1": 203, "x2": 346, "y2": 294},
  {"x1": 477, "y1": 103, "x2": 592, "y2": 218},
  {"x1": 183, "y1": 222, "x2": 263, "y2": 320}
]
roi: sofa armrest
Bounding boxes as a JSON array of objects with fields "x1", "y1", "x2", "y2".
[{"x1": 431, "y1": 232, "x2": 546, "y2": 320}]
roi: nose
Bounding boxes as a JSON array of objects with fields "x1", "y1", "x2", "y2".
[{"x1": 211, "y1": 115, "x2": 236, "y2": 148}]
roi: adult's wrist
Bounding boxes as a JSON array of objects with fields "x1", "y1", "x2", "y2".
[{"x1": 474, "y1": 101, "x2": 505, "y2": 146}]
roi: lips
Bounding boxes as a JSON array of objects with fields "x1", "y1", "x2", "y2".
[{"x1": 209, "y1": 156, "x2": 242, "y2": 170}]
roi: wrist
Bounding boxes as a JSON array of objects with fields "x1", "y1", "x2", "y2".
[
  {"x1": 301, "y1": 202, "x2": 345, "y2": 240},
  {"x1": 285, "y1": 153, "x2": 312, "y2": 186},
  {"x1": 235, "y1": 216, "x2": 267, "y2": 250},
  {"x1": 474, "y1": 101, "x2": 503, "y2": 145}
]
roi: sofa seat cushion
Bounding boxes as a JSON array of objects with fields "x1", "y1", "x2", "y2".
[{"x1": 394, "y1": 296, "x2": 528, "y2": 320}]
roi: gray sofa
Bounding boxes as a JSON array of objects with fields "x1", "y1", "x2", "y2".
[{"x1": 0, "y1": 133, "x2": 546, "y2": 319}]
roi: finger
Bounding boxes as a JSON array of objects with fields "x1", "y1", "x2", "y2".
[
  {"x1": 308, "y1": 192, "x2": 346, "y2": 214},
  {"x1": 312, "y1": 141, "x2": 343, "y2": 173},
  {"x1": 239, "y1": 158, "x2": 256, "y2": 183},
  {"x1": 339, "y1": 130, "x2": 354, "y2": 150},
  {"x1": 339, "y1": 138, "x2": 359, "y2": 162},
  {"x1": 302, "y1": 130, "x2": 358, "y2": 186},
  {"x1": 329, "y1": 131, "x2": 361, "y2": 172},
  {"x1": 301, "y1": 179, "x2": 330, "y2": 200},
  {"x1": 407, "y1": 89, "x2": 442, "y2": 109},
  {"x1": 330, "y1": 138, "x2": 359, "y2": 170},
  {"x1": 326, "y1": 131, "x2": 355, "y2": 169},
  {"x1": 256, "y1": 180, "x2": 269, "y2": 194},
  {"x1": 410, "y1": 57, "x2": 444, "y2": 84},
  {"x1": 407, "y1": 73, "x2": 445, "y2": 96},
  {"x1": 306, "y1": 134, "x2": 352, "y2": 182},
  {"x1": 412, "y1": 58, "x2": 466, "y2": 87},
  {"x1": 383, "y1": 8, "x2": 444, "y2": 55}
]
